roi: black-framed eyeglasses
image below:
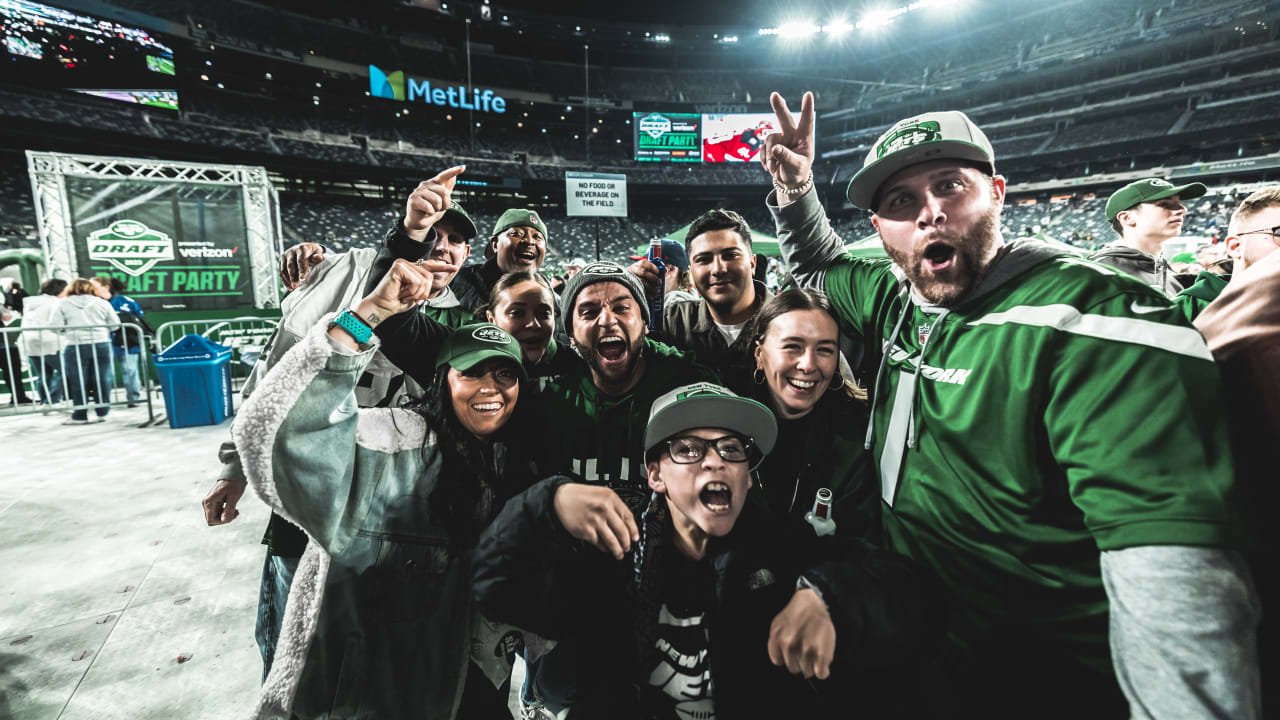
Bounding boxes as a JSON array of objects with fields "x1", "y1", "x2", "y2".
[
  {"x1": 665, "y1": 435, "x2": 752, "y2": 464},
  {"x1": 1237, "y1": 225, "x2": 1280, "y2": 246}
]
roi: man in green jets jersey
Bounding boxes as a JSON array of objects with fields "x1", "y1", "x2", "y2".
[{"x1": 758, "y1": 92, "x2": 1259, "y2": 718}]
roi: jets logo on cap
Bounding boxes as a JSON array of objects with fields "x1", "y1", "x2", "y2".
[
  {"x1": 472, "y1": 326, "x2": 511, "y2": 344},
  {"x1": 582, "y1": 262, "x2": 623, "y2": 275},
  {"x1": 876, "y1": 120, "x2": 942, "y2": 159},
  {"x1": 1150, "y1": 179, "x2": 1173, "y2": 187},
  {"x1": 675, "y1": 382, "x2": 732, "y2": 401}
]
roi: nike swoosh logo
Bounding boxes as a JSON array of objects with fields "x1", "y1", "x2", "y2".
[{"x1": 1131, "y1": 303, "x2": 1167, "y2": 315}]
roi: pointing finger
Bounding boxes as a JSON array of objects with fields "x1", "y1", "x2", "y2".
[{"x1": 428, "y1": 165, "x2": 466, "y2": 189}]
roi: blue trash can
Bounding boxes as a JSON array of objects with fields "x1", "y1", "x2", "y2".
[{"x1": 154, "y1": 334, "x2": 234, "y2": 429}]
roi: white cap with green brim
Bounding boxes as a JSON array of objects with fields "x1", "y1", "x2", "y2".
[
  {"x1": 644, "y1": 382, "x2": 777, "y2": 456},
  {"x1": 847, "y1": 110, "x2": 995, "y2": 212}
]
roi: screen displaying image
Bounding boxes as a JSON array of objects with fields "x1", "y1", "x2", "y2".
[
  {"x1": 633, "y1": 112, "x2": 702, "y2": 163},
  {"x1": 73, "y1": 88, "x2": 179, "y2": 110},
  {"x1": 1, "y1": 0, "x2": 179, "y2": 108},
  {"x1": 701, "y1": 113, "x2": 784, "y2": 163}
]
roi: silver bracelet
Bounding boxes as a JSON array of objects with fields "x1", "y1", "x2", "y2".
[{"x1": 774, "y1": 173, "x2": 814, "y2": 196}]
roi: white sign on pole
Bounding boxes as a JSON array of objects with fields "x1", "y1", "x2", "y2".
[{"x1": 565, "y1": 171, "x2": 627, "y2": 217}]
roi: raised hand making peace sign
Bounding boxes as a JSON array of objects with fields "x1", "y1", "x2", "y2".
[{"x1": 761, "y1": 91, "x2": 816, "y2": 191}]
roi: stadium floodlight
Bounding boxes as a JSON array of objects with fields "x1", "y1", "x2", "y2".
[
  {"x1": 653, "y1": 33, "x2": 671, "y2": 42},
  {"x1": 758, "y1": 27, "x2": 779, "y2": 35},
  {"x1": 778, "y1": 22, "x2": 820, "y2": 38},
  {"x1": 857, "y1": 0, "x2": 941, "y2": 30},
  {"x1": 722, "y1": 35, "x2": 739, "y2": 43},
  {"x1": 823, "y1": 20, "x2": 854, "y2": 35}
]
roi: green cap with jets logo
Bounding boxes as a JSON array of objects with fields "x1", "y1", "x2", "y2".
[
  {"x1": 847, "y1": 111, "x2": 995, "y2": 212},
  {"x1": 435, "y1": 323, "x2": 527, "y2": 381},
  {"x1": 442, "y1": 201, "x2": 478, "y2": 240},
  {"x1": 486, "y1": 208, "x2": 549, "y2": 259},
  {"x1": 1104, "y1": 178, "x2": 1207, "y2": 223},
  {"x1": 644, "y1": 382, "x2": 777, "y2": 455}
]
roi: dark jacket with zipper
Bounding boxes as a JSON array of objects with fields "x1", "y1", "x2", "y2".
[
  {"x1": 658, "y1": 280, "x2": 768, "y2": 394},
  {"x1": 749, "y1": 388, "x2": 879, "y2": 542},
  {"x1": 473, "y1": 475, "x2": 940, "y2": 719}
]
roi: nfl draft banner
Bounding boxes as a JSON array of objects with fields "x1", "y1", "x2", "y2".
[
  {"x1": 67, "y1": 172, "x2": 256, "y2": 311},
  {"x1": 565, "y1": 172, "x2": 628, "y2": 218},
  {"x1": 82, "y1": 218, "x2": 250, "y2": 310}
]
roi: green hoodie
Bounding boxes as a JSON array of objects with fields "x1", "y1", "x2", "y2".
[
  {"x1": 770, "y1": 188, "x2": 1242, "y2": 712},
  {"x1": 538, "y1": 337, "x2": 717, "y2": 512}
]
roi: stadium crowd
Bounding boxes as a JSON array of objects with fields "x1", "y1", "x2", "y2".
[{"x1": 173, "y1": 90, "x2": 1280, "y2": 720}]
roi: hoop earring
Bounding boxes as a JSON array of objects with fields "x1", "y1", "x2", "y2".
[{"x1": 753, "y1": 368, "x2": 766, "y2": 385}]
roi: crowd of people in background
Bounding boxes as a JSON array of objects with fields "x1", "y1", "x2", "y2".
[
  {"x1": 1, "y1": 274, "x2": 152, "y2": 422},
  {"x1": 2, "y1": 85, "x2": 1275, "y2": 719},
  {"x1": 190, "y1": 90, "x2": 1280, "y2": 720}
]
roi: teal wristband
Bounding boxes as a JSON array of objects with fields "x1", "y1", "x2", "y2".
[{"x1": 331, "y1": 309, "x2": 373, "y2": 345}]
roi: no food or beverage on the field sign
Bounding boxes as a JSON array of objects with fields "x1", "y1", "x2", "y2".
[{"x1": 565, "y1": 171, "x2": 628, "y2": 218}]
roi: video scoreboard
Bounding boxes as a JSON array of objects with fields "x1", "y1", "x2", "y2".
[{"x1": 633, "y1": 111, "x2": 800, "y2": 164}]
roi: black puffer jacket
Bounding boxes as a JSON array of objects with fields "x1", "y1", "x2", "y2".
[{"x1": 473, "y1": 476, "x2": 940, "y2": 719}]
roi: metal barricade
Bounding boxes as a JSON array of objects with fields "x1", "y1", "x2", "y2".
[
  {"x1": 0, "y1": 321, "x2": 155, "y2": 423},
  {"x1": 154, "y1": 316, "x2": 279, "y2": 392}
]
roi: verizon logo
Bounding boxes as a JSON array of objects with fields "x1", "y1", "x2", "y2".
[{"x1": 179, "y1": 247, "x2": 238, "y2": 258}]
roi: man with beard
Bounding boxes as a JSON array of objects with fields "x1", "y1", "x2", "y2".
[
  {"x1": 1089, "y1": 178, "x2": 1207, "y2": 298},
  {"x1": 761, "y1": 93, "x2": 1258, "y2": 718},
  {"x1": 629, "y1": 210, "x2": 764, "y2": 392}
]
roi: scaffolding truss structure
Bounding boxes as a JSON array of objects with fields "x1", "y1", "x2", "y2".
[{"x1": 26, "y1": 150, "x2": 282, "y2": 308}]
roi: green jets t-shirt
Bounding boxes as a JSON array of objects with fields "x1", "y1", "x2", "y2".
[
  {"x1": 822, "y1": 247, "x2": 1242, "y2": 694},
  {"x1": 538, "y1": 337, "x2": 718, "y2": 512}
]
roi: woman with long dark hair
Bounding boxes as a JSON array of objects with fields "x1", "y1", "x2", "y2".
[
  {"x1": 481, "y1": 270, "x2": 582, "y2": 381},
  {"x1": 234, "y1": 258, "x2": 541, "y2": 719},
  {"x1": 747, "y1": 287, "x2": 878, "y2": 540}
]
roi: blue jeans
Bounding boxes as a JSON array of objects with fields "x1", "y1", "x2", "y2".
[
  {"x1": 115, "y1": 350, "x2": 142, "y2": 403},
  {"x1": 28, "y1": 354, "x2": 63, "y2": 404},
  {"x1": 255, "y1": 552, "x2": 299, "y2": 681},
  {"x1": 64, "y1": 342, "x2": 113, "y2": 420}
]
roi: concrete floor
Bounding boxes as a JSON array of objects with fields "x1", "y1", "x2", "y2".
[{"x1": 1, "y1": 405, "x2": 266, "y2": 719}]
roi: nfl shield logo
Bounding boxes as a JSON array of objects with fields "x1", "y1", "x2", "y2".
[{"x1": 918, "y1": 324, "x2": 932, "y2": 345}]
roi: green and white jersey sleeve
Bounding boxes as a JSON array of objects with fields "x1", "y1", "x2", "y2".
[{"x1": 768, "y1": 185, "x2": 1245, "y2": 701}]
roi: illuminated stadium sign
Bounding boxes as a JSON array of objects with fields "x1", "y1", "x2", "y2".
[
  {"x1": 633, "y1": 112, "x2": 701, "y2": 162},
  {"x1": 634, "y1": 111, "x2": 804, "y2": 164},
  {"x1": 368, "y1": 65, "x2": 507, "y2": 113},
  {"x1": 1, "y1": 0, "x2": 179, "y2": 110}
]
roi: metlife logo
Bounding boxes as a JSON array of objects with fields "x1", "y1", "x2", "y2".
[{"x1": 369, "y1": 65, "x2": 507, "y2": 113}]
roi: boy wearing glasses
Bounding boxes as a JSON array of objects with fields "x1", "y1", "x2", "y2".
[{"x1": 473, "y1": 382, "x2": 934, "y2": 718}]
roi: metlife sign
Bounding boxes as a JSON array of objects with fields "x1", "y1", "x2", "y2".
[
  {"x1": 565, "y1": 172, "x2": 627, "y2": 217},
  {"x1": 369, "y1": 65, "x2": 507, "y2": 113}
]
